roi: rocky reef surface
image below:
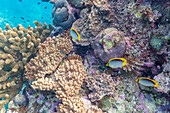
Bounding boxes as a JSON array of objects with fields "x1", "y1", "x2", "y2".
[{"x1": 0, "y1": 0, "x2": 169, "y2": 113}]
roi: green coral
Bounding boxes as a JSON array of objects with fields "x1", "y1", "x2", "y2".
[{"x1": 150, "y1": 37, "x2": 164, "y2": 51}]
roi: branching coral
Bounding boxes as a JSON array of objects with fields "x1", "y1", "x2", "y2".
[
  {"x1": 24, "y1": 34, "x2": 90, "y2": 112},
  {"x1": 54, "y1": 55, "x2": 87, "y2": 99},
  {"x1": 0, "y1": 77, "x2": 23, "y2": 109},
  {"x1": 0, "y1": 21, "x2": 52, "y2": 110},
  {"x1": 86, "y1": 105, "x2": 103, "y2": 113},
  {"x1": 27, "y1": 54, "x2": 88, "y2": 112},
  {"x1": 56, "y1": 95, "x2": 86, "y2": 113},
  {"x1": 24, "y1": 37, "x2": 65, "y2": 80}
]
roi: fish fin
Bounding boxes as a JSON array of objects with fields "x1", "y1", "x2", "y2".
[{"x1": 154, "y1": 84, "x2": 159, "y2": 87}]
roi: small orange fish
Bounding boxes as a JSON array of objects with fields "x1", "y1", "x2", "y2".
[{"x1": 44, "y1": 7, "x2": 47, "y2": 9}]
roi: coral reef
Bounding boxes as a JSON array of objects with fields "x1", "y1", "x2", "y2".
[
  {"x1": 71, "y1": 0, "x2": 117, "y2": 46},
  {"x1": 50, "y1": 0, "x2": 75, "y2": 30},
  {"x1": 92, "y1": 28, "x2": 126, "y2": 63},
  {"x1": 0, "y1": 0, "x2": 169, "y2": 113},
  {"x1": 0, "y1": 21, "x2": 52, "y2": 110},
  {"x1": 111, "y1": 76, "x2": 170, "y2": 112},
  {"x1": 13, "y1": 94, "x2": 28, "y2": 106},
  {"x1": 68, "y1": 0, "x2": 84, "y2": 9},
  {"x1": 151, "y1": 0, "x2": 169, "y2": 24},
  {"x1": 154, "y1": 58, "x2": 170, "y2": 94},
  {"x1": 85, "y1": 74, "x2": 116, "y2": 102},
  {"x1": 24, "y1": 34, "x2": 89, "y2": 112},
  {"x1": 56, "y1": 95, "x2": 86, "y2": 113},
  {"x1": 86, "y1": 105, "x2": 103, "y2": 113},
  {"x1": 24, "y1": 36, "x2": 72, "y2": 80}
]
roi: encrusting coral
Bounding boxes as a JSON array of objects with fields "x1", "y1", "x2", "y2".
[
  {"x1": 92, "y1": 28, "x2": 126, "y2": 63},
  {"x1": 85, "y1": 74, "x2": 117, "y2": 102},
  {"x1": 72, "y1": 0, "x2": 118, "y2": 46},
  {"x1": 0, "y1": 21, "x2": 53, "y2": 110}
]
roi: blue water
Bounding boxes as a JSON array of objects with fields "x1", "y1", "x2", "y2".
[{"x1": 0, "y1": 0, "x2": 53, "y2": 30}]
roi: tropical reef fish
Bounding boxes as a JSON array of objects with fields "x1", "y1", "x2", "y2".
[
  {"x1": 106, "y1": 58, "x2": 127, "y2": 69},
  {"x1": 70, "y1": 28, "x2": 81, "y2": 41},
  {"x1": 136, "y1": 77, "x2": 159, "y2": 87}
]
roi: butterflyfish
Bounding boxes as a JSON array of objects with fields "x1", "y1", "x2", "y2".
[
  {"x1": 136, "y1": 77, "x2": 159, "y2": 87},
  {"x1": 106, "y1": 58, "x2": 127, "y2": 69},
  {"x1": 70, "y1": 28, "x2": 81, "y2": 41}
]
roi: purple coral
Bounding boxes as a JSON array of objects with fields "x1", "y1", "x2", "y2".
[
  {"x1": 68, "y1": 0, "x2": 84, "y2": 9},
  {"x1": 92, "y1": 28, "x2": 126, "y2": 63}
]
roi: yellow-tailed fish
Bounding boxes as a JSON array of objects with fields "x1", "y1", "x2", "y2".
[
  {"x1": 70, "y1": 28, "x2": 81, "y2": 41},
  {"x1": 136, "y1": 77, "x2": 159, "y2": 87},
  {"x1": 106, "y1": 58, "x2": 127, "y2": 69}
]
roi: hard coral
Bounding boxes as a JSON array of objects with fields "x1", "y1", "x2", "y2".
[
  {"x1": 92, "y1": 28, "x2": 126, "y2": 63},
  {"x1": 56, "y1": 95, "x2": 86, "y2": 113},
  {"x1": 68, "y1": 0, "x2": 84, "y2": 9},
  {"x1": 87, "y1": 105, "x2": 103, "y2": 113},
  {"x1": 51, "y1": 0, "x2": 75, "y2": 30},
  {"x1": 54, "y1": 54, "x2": 87, "y2": 99},
  {"x1": 85, "y1": 74, "x2": 116, "y2": 102},
  {"x1": 0, "y1": 21, "x2": 51, "y2": 110},
  {"x1": 24, "y1": 36, "x2": 73, "y2": 80},
  {"x1": 24, "y1": 33, "x2": 88, "y2": 112},
  {"x1": 154, "y1": 59, "x2": 170, "y2": 94},
  {"x1": 71, "y1": 0, "x2": 118, "y2": 46}
]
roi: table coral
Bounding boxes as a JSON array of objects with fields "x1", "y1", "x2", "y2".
[
  {"x1": 85, "y1": 74, "x2": 116, "y2": 102},
  {"x1": 27, "y1": 54, "x2": 88, "y2": 112}
]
